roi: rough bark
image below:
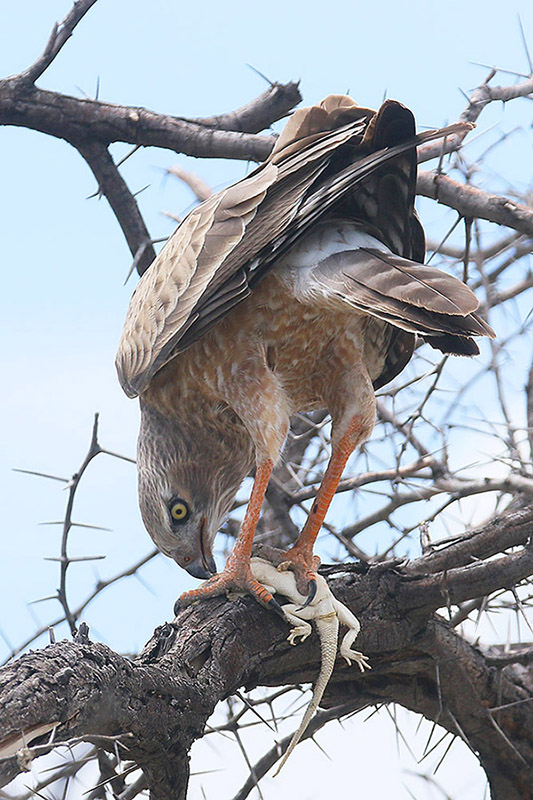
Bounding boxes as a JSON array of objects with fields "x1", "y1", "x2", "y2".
[{"x1": 0, "y1": 80, "x2": 277, "y2": 162}]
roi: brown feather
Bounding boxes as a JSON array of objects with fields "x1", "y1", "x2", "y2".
[
  {"x1": 307, "y1": 248, "x2": 495, "y2": 342},
  {"x1": 117, "y1": 163, "x2": 278, "y2": 396}
]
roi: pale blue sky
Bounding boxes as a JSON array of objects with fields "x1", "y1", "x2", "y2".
[{"x1": 1, "y1": 1, "x2": 532, "y2": 797}]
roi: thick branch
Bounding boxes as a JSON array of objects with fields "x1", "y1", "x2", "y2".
[
  {"x1": 398, "y1": 547, "x2": 533, "y2": 611},
  {"x1": 417, "y1": 171, "x2": 533, "y2": 238},
  {"x1": 0, "y1": 82, "x2": 276, "y2": 161},
  {"x1": 0, "y1": 78, "x2": 299, "y2": 277},
  {"x1": 0, "y1": 639, "x2": 197, "y2": 799},
  {"x1": 1, "y1": 507, "x2": 531, "y2": 798},
  {"x1": 405, "y1": 505, "x2": 533, "y2": 576}
]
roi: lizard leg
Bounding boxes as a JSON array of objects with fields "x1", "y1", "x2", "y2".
[
  {"x1": 280, "y1": 603, "x2": 313, "y2": 644},
  {"x1": 339, "y1": 637, "x2": 371, "y2": 671},
  {"x1": 332, "y1": 597, "x2": 371, "y2": 671}
]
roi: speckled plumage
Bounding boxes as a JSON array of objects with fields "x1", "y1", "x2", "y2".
[{"x1": 116, "y1": 95, "x2": 494, "y2": 589}]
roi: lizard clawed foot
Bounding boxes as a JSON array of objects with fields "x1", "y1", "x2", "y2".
[
  {"x1": 342, "y1": 648, "x2": 371, "y2": 672},
  {"x1": 174, "y1": 562, "x2": 284, "y2": 617},
  {"x1": 287, "y1": 623, "x2": 312, "y2": 645}
]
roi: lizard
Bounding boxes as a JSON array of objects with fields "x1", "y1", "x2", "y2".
[{"x1": 249, "y1": 555, "x2": 371, "y2": 775}]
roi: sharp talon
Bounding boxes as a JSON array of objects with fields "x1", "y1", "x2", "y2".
[
  {"x1": 297, "y1": 578, "x2": 317, "y2": 610},
  {"x1": 267, "y1": 595, "x2": 286, "y2": 619},
  {"x1": 174, "y1": 586, "x2": 206, "y2": 613}
]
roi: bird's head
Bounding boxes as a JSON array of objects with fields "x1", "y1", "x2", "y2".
[
  {"x1": 137, "y1": 399, "x2": 254, "y2": 580},
  {"x1": 138, "y1": 471, "x2": 219, "y2": 579}
]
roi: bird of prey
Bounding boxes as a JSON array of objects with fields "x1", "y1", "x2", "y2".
[{"x1": 116, "y1": 95, "x2": 494, "y2": 610}]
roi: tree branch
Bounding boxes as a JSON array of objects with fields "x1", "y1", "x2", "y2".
[
  {"x1": 417, "y1": 171, "x2": 533, "y2": 238},
  {"x1": 417, "y1": 72, "x2": 533, "y2": 163},
  {"x1": 19, "y1": 0, "x2": 99, "y2": 85},
  {"x1": 0, "y1": 82, "x2": 276, "y2": 161},
  {"x1": 190, "y1": 81, "x2": 301, "y2": 132},
  {"x1": 322, "y1": 620, "x2": 533, "y2": 800},
  {"x1": 75, "y1": 140, "x2": 156, "y2": 275},
  {"x1": 527, "y1": 360, "x2": 533, "y2": 463},
  {"x1": 231, "y1": 701, "x2": 359, "y2": 800},
  {"x1": 404, "y1": 505, "x2": 533, "y2": 576},
  {"x1": 1, "y1": 505, "x2": 531, "y2": 798},
  {"x1": 398, "y1": 547, "x2": 533, "y2": 611}
]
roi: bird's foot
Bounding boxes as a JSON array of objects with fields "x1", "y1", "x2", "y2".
[
  {"x1": 277, "y1": 547, "x2": 321, "y2": 607},
  {"x1": 174, "y1": 562, "x2": 284, "y2": 617},
  {"x1": 251, "y1": 543, "x2": 320, "y2": 606}
]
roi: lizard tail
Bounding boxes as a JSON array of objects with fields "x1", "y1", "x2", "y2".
[{"x1": 273, "y1": 614, "x2": 339, "y2": 776}]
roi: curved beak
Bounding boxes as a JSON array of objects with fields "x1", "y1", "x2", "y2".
[
  {"x1": 185, "y1": 557, "x2": 216, "y2": 580},
  {"x1": 182, "y1": 516, "x2": 217, "y2": 579}
]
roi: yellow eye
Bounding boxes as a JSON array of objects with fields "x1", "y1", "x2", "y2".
[{"x1": 170, "y1": 500, "x2": 190, "y2": 523}]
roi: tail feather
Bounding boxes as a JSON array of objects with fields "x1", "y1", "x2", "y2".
[
  {"x1": 423, "y1": 333, "x2": 479, "y2": 356},
  {"x1": 309, "y1": 248, "x2": 495, "y2": 352}
]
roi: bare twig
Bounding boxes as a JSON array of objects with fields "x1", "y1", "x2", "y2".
[
  {"x1": 527, "y1": 360, "x2": 533, "y2": 462},
  {"x1": 166, "y1": 165, "x2": 212, "y2": 202},
  {"x1": 417, "y1": 72, "x2": 533, "y2": 164},
  {"x1": 57, "y1": 414, "x2": 102, "y2": 634},
  {"x1": 20, "y1": 0, "x2": 98, "y2": 85},
  {"x1": 3, "y1": 549, "x2": 157, "y2": 663}
]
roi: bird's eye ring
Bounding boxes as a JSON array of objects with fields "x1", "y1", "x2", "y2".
[{"x1": 169, "y1": 499, "x2": 190, "y2": 524}]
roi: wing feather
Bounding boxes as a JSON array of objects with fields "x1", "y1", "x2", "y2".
[
  {"x1": 307, "y1": 248, "x2": 495, "y2": 345},
  {"x1": 116, "y1": 163, "x2": 278, "y2": 396}
]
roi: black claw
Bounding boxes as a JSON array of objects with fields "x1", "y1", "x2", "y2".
[
  {"x1": 267, "y1": 595, "x2": 286, "y2": 619},
  {"x1": 297, "y1": 579, "x2": 317, "y2": 610}
]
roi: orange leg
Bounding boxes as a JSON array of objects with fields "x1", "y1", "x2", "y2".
[
  {"x1": 282, "y1": 415, "x2": 369, "y2": 596},
  {"x1": 175, "y1": 459, "x2": 281, "y2": 612}
]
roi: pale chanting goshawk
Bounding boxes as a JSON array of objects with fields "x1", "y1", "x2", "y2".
[{"x1": 116, "y1": 95, "x2": 494, "y2": 610}]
